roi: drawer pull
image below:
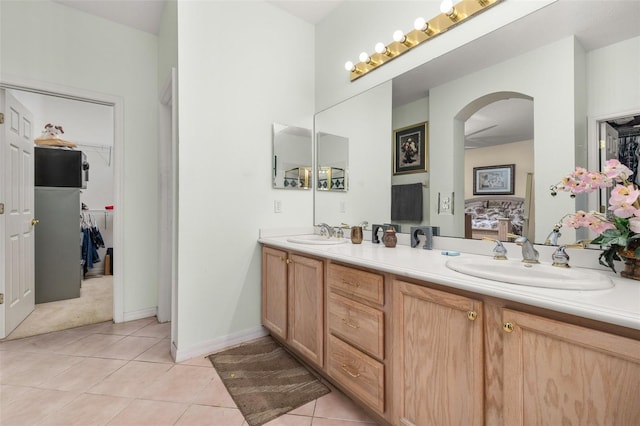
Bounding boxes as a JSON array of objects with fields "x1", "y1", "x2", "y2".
[
  {"x1": 342, "y1": 279, "x2": 360, "y2": 288},
  {"x1": 341, "y1": 364, "x2": 361, "y2": 378},
  {"x1": 341, "y1": 318, "x2": 360, "y2": 329}
]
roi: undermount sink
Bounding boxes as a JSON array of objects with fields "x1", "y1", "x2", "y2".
[
  {"x1": 286, "y1": 235, "x2": 348, "y2": 245},
  {"x1": 445, "y1": 257, "x2": 614, "y2": 290}
]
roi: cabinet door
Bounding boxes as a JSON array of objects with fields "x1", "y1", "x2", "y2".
[
  {"x1": 503, "y1": 309, "x2": 640, "y2": 426},
  {"x1": 262, "y1": 247, "x2": 288, "y2": 340},
  {"x1": 288, "y1": 253, "x2": 324, "y2": 368},
  {"x1": 392, "y1": 280, "x2": 484, "y2": 426}
]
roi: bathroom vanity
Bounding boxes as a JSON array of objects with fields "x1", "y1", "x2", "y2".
[{"x1": 259, "y1": 231, "x2": 640, "y2": 426}]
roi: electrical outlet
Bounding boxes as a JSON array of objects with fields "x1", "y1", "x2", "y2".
[
  {"x1": 438, "y1": 192, "x2": 454, "y2": 215},
  {"x1": 339, "y1": 201, "x2": 346, "y2": 213},
  {"x1": 440, "y1": 196, "x2": 451, "y2": 212},
  {"x1": 274, "y1": 200, "x2": 282, "y2": 213}
]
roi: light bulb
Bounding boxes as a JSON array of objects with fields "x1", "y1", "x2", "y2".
[
  {"x1": 440, "y1": 0, "x2": 454, "y2": 15},
  {"x1": 414, "y1": 17, "x2": 428, "y2": 31},
  {"x1": 393, "y1": 30, "x2": 406, "y2": 43},
  {"x1": 344, "y1": 61, "x2": 355, "y2": 72},
  {"x1": 359, "y1": 51, "x2": 370, "y2": 63},
  {"x1": 375, "y1": 42, "x2": 387, "y2": 55}
]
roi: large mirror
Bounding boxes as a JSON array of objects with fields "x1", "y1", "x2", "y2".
[
  {"x1": 315, "y1": 82, "x2": 392, "y2": 227},
  {"x1": 313, "y1": 3, "x2": 639, "y2": 246},
  {"x1": 272, "y1": 123, "x2": 312, "y2": 190}
]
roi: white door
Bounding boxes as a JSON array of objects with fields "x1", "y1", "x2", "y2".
[{"x1": 0, "y1": 89, "x2": 35, "y2": 338}]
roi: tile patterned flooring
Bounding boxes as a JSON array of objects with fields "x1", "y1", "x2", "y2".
[{"x1": 0, "y1": 317, "x2": 380, "y2": 425}]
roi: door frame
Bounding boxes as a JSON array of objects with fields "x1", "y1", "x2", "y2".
[
  {"x1": 0, "y1": 74, "x2": 125, "y2": 323},
  {"x1": 587, "y1": 108, "x2": 640, "y2": 214}
]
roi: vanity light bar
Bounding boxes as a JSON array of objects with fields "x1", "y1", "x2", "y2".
[{"x1": 346, "y1": 0, "x2": 502, "y2": 81}]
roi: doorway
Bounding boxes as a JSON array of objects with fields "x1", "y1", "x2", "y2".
[
  {"x1": 593, "y1": 113, "x2": 640, "y2": 212},
  {"x1": 0, "y1": 78, "x2": 124, "y2": 339},
  {"x1": 7, "y1": 90, "x2": 114, "y2": 338}
]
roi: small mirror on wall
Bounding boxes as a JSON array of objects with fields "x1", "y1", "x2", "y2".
[
  {"x1": 272, "y1": 123, "x2": 312, "y2": 190},
  {"x1": 317, "y1": 132, "x2": 348, "y2": 192}
]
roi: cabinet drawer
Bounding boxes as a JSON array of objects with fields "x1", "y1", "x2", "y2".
[
  {"x1": 327, "y1": 264, "x2": 384, "y2": 306},
  {"x1": 328, "y1": 293, "x2": 384, "y2": 360},
  {"x1": 327, "y1": 334, "x2": 384, "y2": 414}
]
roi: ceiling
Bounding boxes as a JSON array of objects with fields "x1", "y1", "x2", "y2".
[{"x1": 51, "y1": 0, "x2": 639, "y2": 147}]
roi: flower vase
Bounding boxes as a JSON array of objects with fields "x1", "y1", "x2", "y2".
[{"x1": 617, "y1": 243, "x2": 640, "y2": 281}]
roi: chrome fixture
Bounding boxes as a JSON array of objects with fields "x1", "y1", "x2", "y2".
[
  {"x1": 551, "y1": 245, "x2": 570, "y2": 268},
  {"x1": 316, "y1": 223, "x2": 335, "y2": 238},
  {"x1": 344, "y1": 0, "x2": 503, "y2": 81},
  {"x1": 515, "y1": 236, "x2": 540, "y2": 264},
  {"x1": 492, "y1": 240, "x2": 508, "y2": 260}
]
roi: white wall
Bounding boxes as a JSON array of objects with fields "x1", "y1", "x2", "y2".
[
  {"x1": 587, "y1": 36, "x2": 640, "y2": 119},
  {"x1": 175, "y1": 1, "x2": 315, "y2": 357},
  {"x1": 158, "y1": 0, "x2": 178, "y2": 91},
  {"x1": 0, "y1": 0, "x2": 160, "y2": 317}
]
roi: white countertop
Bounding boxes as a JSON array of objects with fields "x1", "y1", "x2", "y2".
[{"x1": 259, "y1": 229, "x2": 640, "y2": 331}]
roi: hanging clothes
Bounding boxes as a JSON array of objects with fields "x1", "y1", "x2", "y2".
[{"x1": 81, "y1": 212, "x2": 105, "y2": 276}]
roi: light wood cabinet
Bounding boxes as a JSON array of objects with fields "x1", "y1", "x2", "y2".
[
  {"x1": 327, "y1": 334, "x2": 385, "y2": 413},
  {"x1": 261, "y1": 247, "x2": 324, "y2": 368},
  {"x1": 502, "y1": 308, "x2": 640, "y2": 425},
  {"x1": 328, "y1": 292, "x2": 384, "y2": 360},
  {"x1": 326, "y1": 263, "x2": 387, "y2": 416},
  {"x1": 262, "y1": 244, "x2": 640, "y2": 426},
  {"x1": 288, "y1": 253, "x2": 324, "y2": 368},
  {"x1": 392, "y1": 279, "x2": 484, "y2": 426},
  {"x1": 261, "y1": 246, "x2": 288, "y2": 340}
]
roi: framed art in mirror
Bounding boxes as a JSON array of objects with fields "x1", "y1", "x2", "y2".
[
  {"x1": 473, "y1": 164, "x2": 515, "y2": 195},
  {"x1": 393, "y1": 122, "x2": 428, "y2": 175}
]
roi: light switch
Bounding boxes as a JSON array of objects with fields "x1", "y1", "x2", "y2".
[{"x1": 274, "y1": 200, "x2": 282, "y2": 213}]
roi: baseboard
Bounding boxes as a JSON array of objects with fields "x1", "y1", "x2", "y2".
[
  {"x1": 174, "y1": 326, "x2": 268, "y2": 363},
  {"x1": 121, "y1": 307, "x2": 158, "y2": 323}
]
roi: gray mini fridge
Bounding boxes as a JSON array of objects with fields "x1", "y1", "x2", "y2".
[{"x1": 34, "y1": 187, "x2": 81, "y2": 303}]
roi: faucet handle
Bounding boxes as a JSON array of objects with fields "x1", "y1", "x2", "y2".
[
  {"x1": 552, "y1": 245, "x2": 570, "y2": 268},
  {"x1": 492, "y1": 240, "x2": 508, "y2": 260}
]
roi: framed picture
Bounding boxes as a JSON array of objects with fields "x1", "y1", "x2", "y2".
[
  {"x1": 393, "y1": 122, "x2": 428, "y2": 175},
  {"x1": 473, "y1": 164, "x2": 515, "y2": 195}
]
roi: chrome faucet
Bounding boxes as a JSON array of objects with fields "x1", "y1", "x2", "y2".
[
  {"x1": 515, "y1": 236, "x2": 539, "y2": 264},
  {"x1": 316, "y1": 223, "x2": 334, "y2": 238},
  {"x1": 545, "y1": 227, "x2": 561, "y2": 246}
]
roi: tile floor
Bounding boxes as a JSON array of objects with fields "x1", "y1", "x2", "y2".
[{"x1": 0, "y1": 317, "x2": 380, "y2": 425}]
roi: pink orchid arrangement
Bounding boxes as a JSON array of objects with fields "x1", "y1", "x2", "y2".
[{"x1": 550, "y1": 159, "x2": 640, "y2": 272}]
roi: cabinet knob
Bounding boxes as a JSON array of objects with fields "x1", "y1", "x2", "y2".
[
  {"x1": 286, "y1": 258, "x2": 292, "y2": 264},
  {"x1": 503, "y1": 322, "x2": 514, "y2": 333},
  {"x1": 467, "y1": 311, "x2": 477, "y2": 321}
]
